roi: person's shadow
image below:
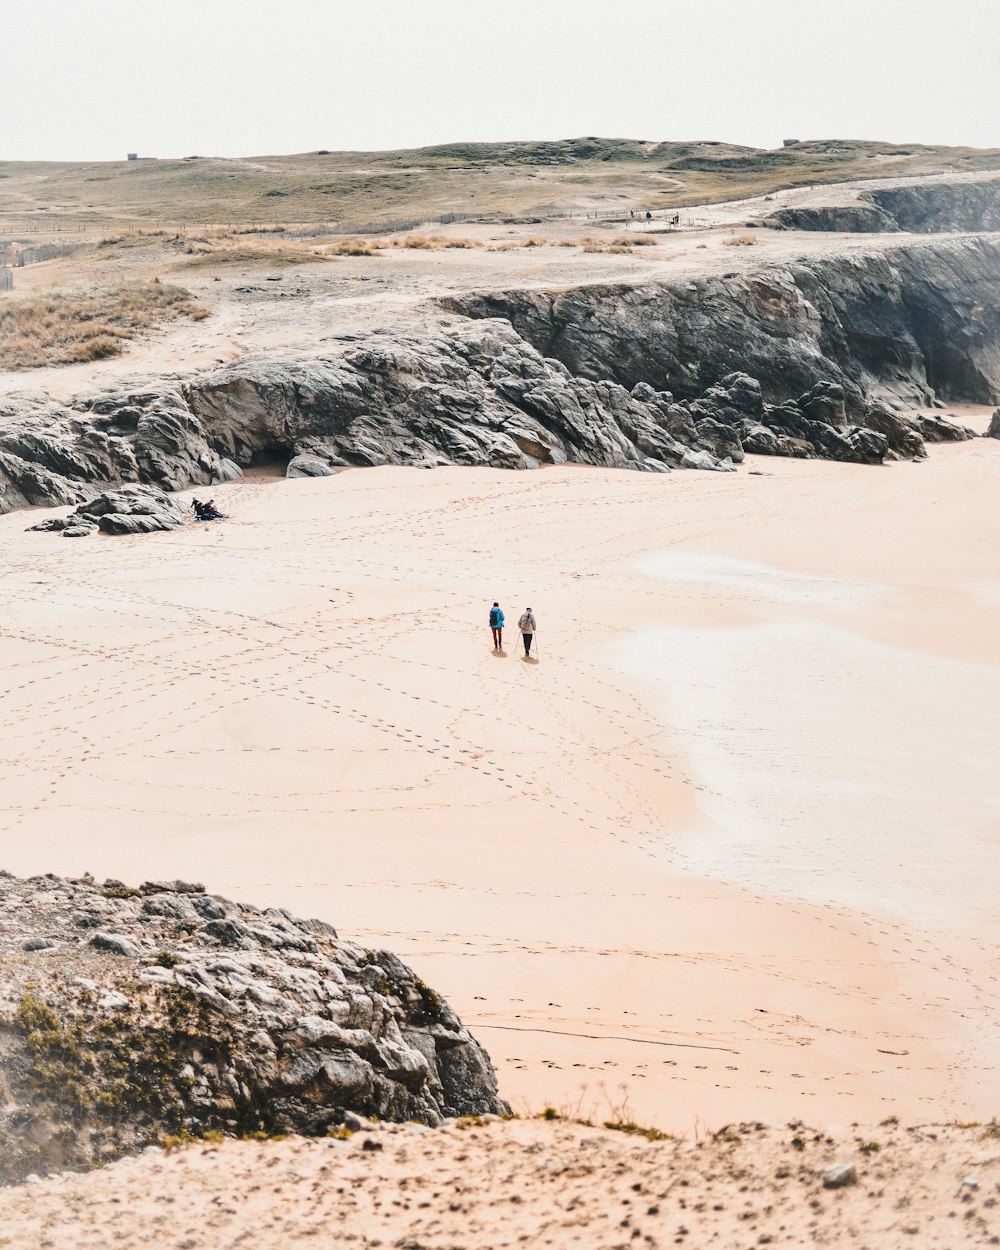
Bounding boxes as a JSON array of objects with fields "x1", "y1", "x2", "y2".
[
  {"x1": 491, "y1": 647, "x2": 507, "y2": 658},
  {"x1": 521, "y1": 655, "x2": 540, "y2": 664}
]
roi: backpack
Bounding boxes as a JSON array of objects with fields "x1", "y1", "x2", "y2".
[
  {"x1": 489, "y1": 607, "x2": 502, "y2": 627},
  {"x1": 518, "y1": 612, "x2": 531, "y2": 631}
]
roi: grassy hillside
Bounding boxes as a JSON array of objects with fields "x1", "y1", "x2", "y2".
[{"x1": 1, "y1": 137, "x2": 1000, "y2": 235}]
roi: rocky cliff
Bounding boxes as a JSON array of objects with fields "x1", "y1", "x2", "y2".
[
  {"x1": 764, "y1": 178, "x2": 1000, "y2": 234},
  {"x1": 762, "y1": 205, "x2": 900, "y2": 233},
  {"x1": 0, "y1": 872, "x2": 506, "y2": 1184},
  {"x1": 1, "y1": 236, "x2": 996, "y2": 519},
  {"x1": 866, "y1": 178, "x2": 1000, "y2": 233},
  {"x1": 448, "y1": 235, "x2": 1000, "y2": 413}
]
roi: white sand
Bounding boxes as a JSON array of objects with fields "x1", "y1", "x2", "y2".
[
  {"x1": 0, "y1": 435, "x2": 998, "y2": 1131},
  {"x1": 4, "y1": 1118, "x2": 999, "y2": 1250}
]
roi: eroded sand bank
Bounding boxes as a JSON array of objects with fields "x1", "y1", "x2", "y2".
[{"x1": 1, "y1": 436, "x2": 997, "y2": 1131}]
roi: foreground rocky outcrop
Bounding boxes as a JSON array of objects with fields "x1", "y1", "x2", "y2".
[
  {"x1": 4, "y1": 1117, "x2": 998, "y2": 1249},
  {"x1": 0, "y1": 872, "x2": 505, "y2": 1184}
]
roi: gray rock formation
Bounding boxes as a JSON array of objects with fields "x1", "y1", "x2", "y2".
[
  {"x1": 0, "y1": 872, "x2": 506, "y2": 1183},
  {"x1": 448, "y1": 236, "x2": 1000, "y2": 415},
  {"x1": 866, "y1": 179, "x2": 1000, "y2": 233},
  {"x1": 10, "y1": 320, "x2": 747, "y2": 523},
  {"x1": 986, "y1": 409, "x2": 1000, "y2": 438},
  {"x1": 763, "y1": 205, "x2": 899, "y2": 233},
  {"x1": 26, "y1": 485, "x2": 185, "y2": 536},
  {"x1": 80, "y1": 485, "x2": 186, "y2": 534},
  {"x1": 4, "y1": 235, "x2": 1000, "y2": 519},
  {"x1": 764, "y1": 178, "x2": 1000, "y2": 234},
  {"x1": 914, "y1": 412, "x2": 977, "y2": 442}
]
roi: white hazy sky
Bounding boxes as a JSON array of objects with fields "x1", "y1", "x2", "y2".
[{"x1": 5, "y1": 0, "x2": 999, "y2": 162}]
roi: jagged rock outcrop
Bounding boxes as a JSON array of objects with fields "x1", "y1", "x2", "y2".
[
  {"x1": 17, "y1": 337, "x2": 914, "y2": 532},
  {"x1": 3, "y1": 235, "x2": 999, "y2": 517},
  {"x1": 7, "y1": 321, "x2": 750, "y2": 521},
  {"x1": 986, "y1": 408, "x2": 1000, "y2": 438},
  {"x1": 0, "y1": 872, "x2": 506, "y2": 1183},
  {"x1": 913, "y1": 412, "x2": 977, "y2": 442},
  {"x1": 764, "y1": 178, "x2": 1000, "y2": 234},
  {"x1": 26, "y1": 485, "x2": 185, "y2": 536},
  {"x1": 763, "y1": 205, "x2": 899, "y2": 233},
  {"x1": 866, "y1": 178, "x2": 1000, "y2": 233},
  {"x1": 447, "y1": 236, "x2": 1000, "y2": 415}
]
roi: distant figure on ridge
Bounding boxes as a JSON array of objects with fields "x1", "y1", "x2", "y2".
[
  {"x1": 489, "y1": 601, "x2": 505, "y2": 650},
  {"x1": 518, "y1": 607, "x2": 537, "y2": 658}
]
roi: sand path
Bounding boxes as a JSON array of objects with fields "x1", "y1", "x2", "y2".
[{"x1": 0, "y1": 437, "x2": 998, "y2": 1130}]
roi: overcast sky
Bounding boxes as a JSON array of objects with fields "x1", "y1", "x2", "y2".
[{"x1": 6, "y1": 0, "x2": 999, "y2": 162}]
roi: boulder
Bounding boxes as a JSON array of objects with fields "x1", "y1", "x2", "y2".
[
  {"x1": 286, "y1": 454, "x2": 337, "y2": 478},
  {"x1": 863, "y1": 403, "x2": 926, "y2": 459},
  {"x1": 822, "y1": 1162, "x2": 858, "y2": 1189},
  {"x1": 0, "y1": 871, "x2": 507, "y2": 1183},
  {"x1": 74, "y1": 485, "x2": 184, "y2": 535},
  {"x1": 26, "y1": 517, "x2": 69, "y2": 532},
  {"x1": 915, "y1": 413, "x2": 977, "y2": 442},
  {"x1": 986, "y1": 409, "x2": 1000, "y2": 439},
  {"x1": 62, "y1": 519, "x2": 99, "y2": 538},
  {"x1": 798, "y1": 381, "x2": 847, "y2": 430}
]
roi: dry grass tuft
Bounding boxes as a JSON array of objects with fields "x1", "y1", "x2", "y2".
[
  {"x1": 722, "y1": 233, "x2": 759, "y2": 246},
  {"x1": 0, "y1": 281, "x2": 209, "y2": 369},
  {"x1": 389, "y1": 235, "x2": 484, "y2": 250},
  {"x1": 611, "y1": 235, "x2": 658, "y2": 247},
  {"x1": 322, "y1": 238, "x2": 382, "y2": 257},
  {"x1": 178, "y1": 242, "x2": 330, "y2": 267},
  {"x1": 485, "y1": 237, "x2": 550, "y2": 252}
]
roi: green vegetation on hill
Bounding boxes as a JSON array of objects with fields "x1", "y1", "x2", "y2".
[{"x1": 0, "y1": 138, "x2": 999, "y2": 234}]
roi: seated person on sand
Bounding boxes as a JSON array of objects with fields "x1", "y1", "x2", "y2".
[{"x1": 191, "y1": 497, "x2": 225, "y2": 521}]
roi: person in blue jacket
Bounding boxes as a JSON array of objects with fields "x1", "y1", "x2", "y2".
[{"x1": 489, "y1": 602, "x2": 505, "y2": 650}]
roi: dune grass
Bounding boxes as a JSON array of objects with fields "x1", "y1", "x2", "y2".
[
  {"x1": 0, "y1": 280, "x2": 209, "y2": 369},
  {"x1": 177, "y1": 234, "x2": 333, "y2": 266},
  {"x1": 323, "y1": 238, "x2": 382, "y2": 256},
  {"x1": 382, "y1": 235, "x2": 484, "y2": 250}
]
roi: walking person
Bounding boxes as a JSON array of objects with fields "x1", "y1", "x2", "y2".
[
  {"x1": 518, "y1": 606, "x2": 537, "y2": 658},
  {"x1": 489, "y1": 601, "x2": 505, "y2": 650}
]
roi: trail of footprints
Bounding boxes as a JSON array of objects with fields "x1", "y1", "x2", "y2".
[{"x1": 2, "y1": 480, "x2": 997, "y2": 1111}]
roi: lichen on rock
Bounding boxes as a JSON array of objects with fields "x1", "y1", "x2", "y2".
[{"x1": 0, "y1": 871, "x2": 507, "y2": 1183}]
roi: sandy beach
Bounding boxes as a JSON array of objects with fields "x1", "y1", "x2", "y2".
[
  {"x1": 1, "y1": 428, "x2": 998, "y2": 1133},
  {"x1": 4, "y1": 1117, "x2": 998, "y2": 1250}
]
